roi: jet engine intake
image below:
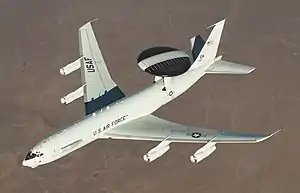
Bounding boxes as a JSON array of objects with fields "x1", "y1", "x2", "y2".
[
  {"x1": 60, "y1": 57, "x2": 82, "y2": 76},
  {"x1": 143, "y1": 140, "x2": 171, "y2": 163},
  {"x1": 190, "y1": 139, "x2": 217, "y2": 164},
  {"x1": 143, "y1": 144, "x2": 170, "y2": 163},
  {"x1": 190, "y1": 145, "x2": 216, "y2": 163},
  {"x1": 60, "y1": 85, "x2": 85, "y2": 104}
]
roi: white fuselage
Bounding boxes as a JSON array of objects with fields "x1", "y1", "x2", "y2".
[{"x1": 22, "y1": 65, "x2": 207, "y2": 168}]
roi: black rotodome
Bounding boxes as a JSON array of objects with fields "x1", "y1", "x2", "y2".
[
  {"x1": 144, "y1": 57, "x2": 192, "y2": 77},
  {"x1": 137, "y1": 46, "x2": 178, "y2": 63}
]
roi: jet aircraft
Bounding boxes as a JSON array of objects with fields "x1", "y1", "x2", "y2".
[{"x1": 22, "y1": 19, "x2": 280, "y2": 168}]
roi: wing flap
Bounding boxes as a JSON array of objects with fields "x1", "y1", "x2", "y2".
[{"x1": 206, "y1": 60, "x2": 256, "y2": 74}]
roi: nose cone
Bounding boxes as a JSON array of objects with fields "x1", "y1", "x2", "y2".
[{"x1": 22, "y1": 159, "x2": 38, "y2": 168}]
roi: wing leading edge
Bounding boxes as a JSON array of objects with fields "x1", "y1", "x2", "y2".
[{"x1": 104, "y1": 115, "x2": 281, "y2": 144}]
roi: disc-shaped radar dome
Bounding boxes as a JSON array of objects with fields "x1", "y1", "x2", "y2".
[{"x1": 137, "y1": 46, "x2": 192, "y2": 77}]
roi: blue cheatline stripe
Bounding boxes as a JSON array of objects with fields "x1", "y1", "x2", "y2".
[
  {"x1": 192, "y1": 35, "x2": 205, "y2": 61},
  {"x1": 84, "y1": 86, "x2": 125, "y2": 115}
]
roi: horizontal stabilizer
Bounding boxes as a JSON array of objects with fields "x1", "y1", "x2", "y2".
[{"x1": 205, "y1": 60, "x2": 255, "y2": 74}]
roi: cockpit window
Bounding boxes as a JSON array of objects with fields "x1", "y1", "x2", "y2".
[
  {"x1": 37, "y1": 153, "x2": 44, "y2": 157},
  {"x1": 25, "y1": 151, "x2": 37, "y2": 160},
  {"x1": 25, "y1": 151, "x2": 44, "y2": 160}
]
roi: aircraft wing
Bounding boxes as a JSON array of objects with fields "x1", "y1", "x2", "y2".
[
  {"x1": 79, "y1": 20, "x2": 125, "y2": 115},
  {"x1": 60, "y1": 19, "x2": 125, "y2": 115},
  {"x1": 103, "y1": 115, "x2": 281, "y2": 143}
]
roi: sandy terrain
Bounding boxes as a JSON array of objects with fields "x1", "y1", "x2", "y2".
[{"x1": 0, "y1": 0, "x2": 299, "y2": 192}]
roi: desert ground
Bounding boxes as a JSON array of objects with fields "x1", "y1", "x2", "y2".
[{"x1": 0, "y1": 0, "x2": 299, "y2": 193}]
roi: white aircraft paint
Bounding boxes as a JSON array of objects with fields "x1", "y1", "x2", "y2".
[{"x1": 22, "y1": 19, "x2": 280, "y2": 168}]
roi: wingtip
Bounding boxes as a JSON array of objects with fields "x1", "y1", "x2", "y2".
[
  {"x1": 90, "y1": 17, "x2": 99, "y2": 23},
  {"x1": 273, "y1": 128, "x2": 283, "y2": 135},
  {"x1": 79, "y1": 18, "x2": 99, "y2": 30},
  {"x1": 246, "y1": 67, "x2": 256, "y2": 74},
  {"x1": 256, "y1": 128, "x2": 282, "y2": 143}
]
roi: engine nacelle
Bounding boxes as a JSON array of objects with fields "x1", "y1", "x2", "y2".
[
  {"x1": 60, "y1": 57, "x2": 82, "y2": 76},
  {"x1": 60, "y1": 85, "x2": 85, "y2": 104},
  {"x1": 143, "y1": 144, "x2": 170, "y2": 163},
  {"x1": 190, "y1": 144, "x2": 216, "y2": 164}
]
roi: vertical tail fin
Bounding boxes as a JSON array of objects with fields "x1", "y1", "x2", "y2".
[
  {"x1": 190, "y1": 19, "x2": 226, "y2": 70},
  {"x1": 189, "y1": 35, "x2": 205, "y2": 62}
]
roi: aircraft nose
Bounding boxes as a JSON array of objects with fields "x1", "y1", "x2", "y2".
[
  {"x1": 22, "y1": 160, "x2": 29, "y2": 167},
  {"x1": 22, "y1": 159, "x2": 37, "y2": 168}
]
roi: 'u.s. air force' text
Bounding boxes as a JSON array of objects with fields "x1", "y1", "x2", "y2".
[{"x1": 93, "y1": 115, "x2": 128, "y2": 136}]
